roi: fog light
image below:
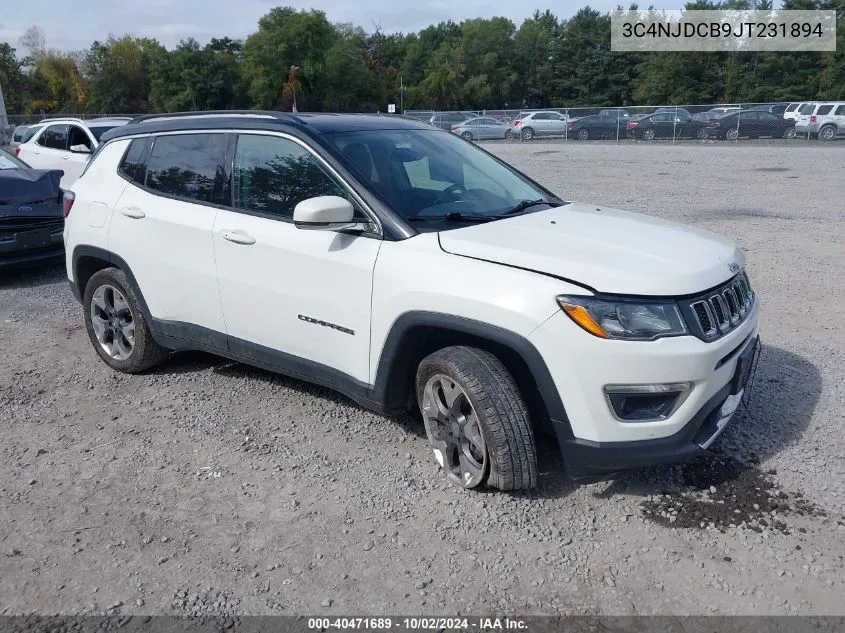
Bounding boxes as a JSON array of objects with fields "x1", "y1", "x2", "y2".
[{"x1": 603, "y1": 382, "x2": 693, "y2": 422}]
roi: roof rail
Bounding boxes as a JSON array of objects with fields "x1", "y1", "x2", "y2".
[
  {"x1": 38, "y1": 116, "x2": 86, "y2": 124},
  {"x1": 128, "y1": 110, "x2": 299, "y2": 125}
]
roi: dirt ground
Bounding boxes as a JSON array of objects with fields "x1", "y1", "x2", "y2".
[{"x1": 1, "y1": 140, "x2": 844, "y2": 617}]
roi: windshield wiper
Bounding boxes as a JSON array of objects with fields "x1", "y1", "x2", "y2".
[
  {"x1": 499, "y1": 199, "x2": 558, "y2": 216},
  {"x1": 405, "y1": 212, "x2": 499, "y2": 223}
]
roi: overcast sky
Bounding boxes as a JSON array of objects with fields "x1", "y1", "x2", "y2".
[{"x1": 0, "y1": 0, "x2": 679, "y2": 53}]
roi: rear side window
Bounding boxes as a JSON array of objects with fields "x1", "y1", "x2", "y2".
[
  {"x1": 785, "y1": 104, "x2": 797, "y2": 112},
  {"x1": 21, "y1": 126, "x2": 42, "y2": 143},
  {"x1": 119, "y1": 138, "x2": 148, "y2": 183},
  {"x1": 232, "y1": 134, "x2": 346, "y2": 220},
  {"x1": 145, "y1": 133, "x2": 227, "y2": 203},
  {"x1": 816, "y1": 105, "x2": 833, "y2": 115},
  {"x1": 37, "y1": 124, "x2": 69, "y2": 150}
]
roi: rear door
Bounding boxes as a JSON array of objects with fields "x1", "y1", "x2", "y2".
[
  {"x1": 108, "y1": 132, "x2": 229, "y2": 336},
  {"x1": 19, "y1": 124, "x2": 68, "y2": 173},
  {"x1": 649, "y1": 113, "x2": 674, "y2": 137}
]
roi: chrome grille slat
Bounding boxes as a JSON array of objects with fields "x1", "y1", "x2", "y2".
[{"x1": 686, "y1": 272, "x2": 754, "y2": 341}]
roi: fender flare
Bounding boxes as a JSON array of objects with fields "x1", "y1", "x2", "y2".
[{"x1": 371, "y1": 311, "x2": 566, "y2": 421}]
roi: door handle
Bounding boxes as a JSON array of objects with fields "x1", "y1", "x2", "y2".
[
  {"x1": 220, "y1": 230, "x2": 256, "y2": 245},
  {"x1": 119, "y1": 206, "x2": 145, "y2": 219}
]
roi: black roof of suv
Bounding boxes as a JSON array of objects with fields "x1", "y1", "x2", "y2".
[{"x1": 100, "y1": 111, "x2": 433, "y2": 144}]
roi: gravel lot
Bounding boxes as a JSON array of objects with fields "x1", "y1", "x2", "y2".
[{"x1": 1, "y1": 141, "x2": 843, "y2": 617}]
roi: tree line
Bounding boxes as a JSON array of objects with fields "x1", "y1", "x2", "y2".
[{"x1": 1, "y1": 0, "x2": 843, "y2": 117}]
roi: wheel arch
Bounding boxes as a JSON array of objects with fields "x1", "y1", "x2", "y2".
[
  {"x1": 371, "y1": 312, "x2": 567, "y2": 428},
  {"x1": 71, "y1": 245, "x2": 154, "y2": 322}
]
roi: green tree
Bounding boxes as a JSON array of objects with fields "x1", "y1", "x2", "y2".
[
  {"x1": 242, "y1": 7, "x2": 336, "y2": 110},
  {"x1": 82, "y1": 36, "x2": 164, "y2": 113}
]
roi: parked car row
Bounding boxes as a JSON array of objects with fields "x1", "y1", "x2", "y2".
[
  {"x1": 448, "y1": 106, "x2": 821, "y2": 143},
  {"x1": 432, "y1": 101, "x2": 844, "y2": 143}
]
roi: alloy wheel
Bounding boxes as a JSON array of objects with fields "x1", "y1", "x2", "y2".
[
  {"x1": 90, "y1": 284, "x2": 135, "y2": 361},
  {"x1": 421, "y1": 374, "x2": 488, "y2": 488},
  {"x1": 577, "y1": 129, "x2": 589, "y2": 141},
  {"x1": 643, "y1": 129, "x2": 655, "y2": 141}
]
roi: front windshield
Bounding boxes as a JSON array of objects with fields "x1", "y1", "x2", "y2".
[{"x1": 323, "y1": 128, "x2": 562, "y2": 224}]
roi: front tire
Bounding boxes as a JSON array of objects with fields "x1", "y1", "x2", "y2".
[
  {"x1": 576, "y1": 128, "x2": 589, "y2": 141},
  {"x1": 725, "y1": 128, "x2": 739, "y2": 141},
  {"x1": 521, "y1": 127, "x2": 535, "y2": 141},
  {"x1": 783, "y1": 126, "x2": 796, "y2": 139},
  {"x1": 642, "y1": 128, "x2": 655, "y2": 141},
  {"x1": 416, "y1": 346, "x2": 538, "y2": 491},
  {"x1": 83, "y1": 267, "x2": 169, "y2": 373}
]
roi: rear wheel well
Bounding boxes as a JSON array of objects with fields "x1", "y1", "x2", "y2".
[
  {"x1": 74, "y1": 255, "x2": 112, "y2": 297},
  {"x1": 381, "y1": 325, "x2": 552, "y2": 433}
]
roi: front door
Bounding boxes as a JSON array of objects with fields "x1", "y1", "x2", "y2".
[{"x1": 212, "y1": 132, "x2": 382, "y2": 385}]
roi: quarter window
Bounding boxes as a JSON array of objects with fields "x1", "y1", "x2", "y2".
[
  {"x1": 835, "y1": 105, "x2": 845, "y2": 115},
  {"x1": 119, "y1": 138, "x2": 148, "y2": 183},
  {"x1": 232, "y1": 134, "x2": 346, "y2": 220},
  {"x1": 37, "y1": 124, "x2": 69, "y2": 150},
  {"x1": 145, "y1": 133, "x2": 227, "y2": 203}
]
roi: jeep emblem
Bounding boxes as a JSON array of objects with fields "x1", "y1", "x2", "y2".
[{"x1": 728, "y1": 261, "x2": 740, "y2": 274}]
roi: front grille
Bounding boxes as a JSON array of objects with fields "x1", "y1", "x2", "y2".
[{"x1": 683, "y1": 271, "x2": 755, "y2": 341}]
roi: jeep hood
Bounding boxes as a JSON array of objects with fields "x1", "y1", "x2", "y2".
[{"x1": 437, "y1": 203, "x2": 743, "y2": 296}]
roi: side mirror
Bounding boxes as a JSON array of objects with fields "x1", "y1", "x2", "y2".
[
  {"x1": 293, "y1": 195, "x2": 362, "y2": 231},
  {"x1": 69, "y1": 144, "x2": 91, "y2": 153}
]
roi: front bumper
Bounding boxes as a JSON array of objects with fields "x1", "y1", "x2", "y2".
[
  {"x1": 555, "y1": 334, "x2": 760, "y2": 476},
  {"x1": 529, "y1": 296, "x2": 760, "y2": 474}
]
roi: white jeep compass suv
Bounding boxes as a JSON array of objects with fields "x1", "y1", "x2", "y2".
[{"x1": 63, "y1": 111, "x2": 760, "y2": 491}]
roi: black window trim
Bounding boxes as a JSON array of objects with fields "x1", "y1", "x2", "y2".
[{"x1": 220, "y1": 130, "x2": 383, "y2": 238}]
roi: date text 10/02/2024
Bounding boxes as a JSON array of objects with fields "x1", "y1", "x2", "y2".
[{"x1": 307, "y1": 617, "x2": 528, "y2": 630}]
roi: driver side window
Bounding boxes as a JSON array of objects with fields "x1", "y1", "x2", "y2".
[
  {"x1": 233, "y1": 134, "x2": 347, "y2": 220},
  {"x1": 68, "y1": 126, "x2": 93, "y2": 152}
]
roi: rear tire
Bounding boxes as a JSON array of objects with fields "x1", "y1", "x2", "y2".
[
  {"x1": 460, "y1": 131, "x2": 473, "y2": 142},
  {"x1": 818, "y1": 124, "x2": 836, "y2": 141},
  {"x1": 725, "y1": 128, "x2": 739, "y2": 141},
  {"x1": 576, "y1": 128, "x2": 589, "y2": 141},
  {"x1": 521, "y1": 127, "x2": 535, "y2": 141},
  {"x1": 642, "y1": 128, "x2": 655, "y2": 141},
  {"x1": 416, "y1": 346, "x2": 538, "y2": 491},
  {"x1": 83, "y1": 267, "x2": 169, "y2": 373},
  {"x1": 783, "y1": 127, "x2": 796, "y2": 139}
]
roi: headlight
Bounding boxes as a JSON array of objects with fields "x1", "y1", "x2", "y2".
[{"x1": 557, "y1": 295, "x2": 687, "y2": 341}]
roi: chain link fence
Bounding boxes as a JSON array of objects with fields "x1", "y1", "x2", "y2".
[
  {"x1": 405, "y1": 101, "x2": 843, "y2": 143},
  {"x1": 4, "y1": 104, "x2": 842, "y2": 147}
]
